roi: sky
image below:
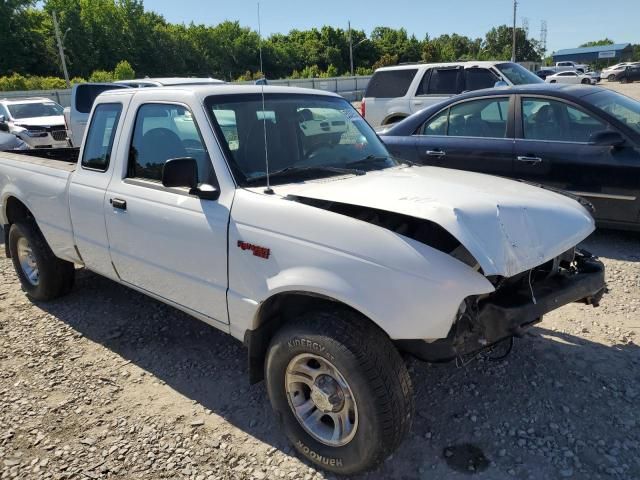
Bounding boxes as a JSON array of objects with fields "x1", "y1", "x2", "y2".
[{"x1": 143, "y1": 0, "x2": 638, "y2": 54}]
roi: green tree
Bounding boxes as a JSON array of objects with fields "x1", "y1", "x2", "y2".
[
  {"x1": 579, "y1": 39, "x2": 615, "y2": 48},
  {"x1": 113, "y1": 60, "x2": 135, "y2": 80}
]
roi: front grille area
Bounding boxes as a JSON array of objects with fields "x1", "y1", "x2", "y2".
[{"x1": 51, "y1": 129, "x2": 67, "y2": 142}]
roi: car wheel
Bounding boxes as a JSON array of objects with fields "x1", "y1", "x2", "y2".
[
  {"x1": 581, "y1": 78, "x2": 590, "y2": 84},
  {"x1": 265, "y1": 309, "x2": 414, "y2": 475},
  {"x1": 550, "y1": 80, "x2": 556, "y2": 83},
  {"x1": 608, "y1": 74, "x2": 616, "y2": 81},
  {"x1": 8, "y1": 221, "x2": 75, "y2": 301}
]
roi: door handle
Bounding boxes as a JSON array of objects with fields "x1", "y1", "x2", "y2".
[
  {"x1": 516, "y1": 155, "x2": 542, "y2": 165},
  {"x1": 414, "y1": 101, "x2": 424, "y2": 105},
  {"x1": 426, "y1": 150, "x2": 446, "y2": 157},
  {"x1": 110, "y1": 198, "x2": 127, "y2": 210}
]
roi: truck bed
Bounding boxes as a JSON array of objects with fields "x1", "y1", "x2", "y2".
[
  {"x1": 1, "y1": 147, "x2": 79, "y2": 171},
  {"x1": 0, "y1": 148, "x2": 78, "y2": 263}
]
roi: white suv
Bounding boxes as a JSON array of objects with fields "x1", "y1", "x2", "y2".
[
  {"x1": 0, "y1": 98, "x2": 68, "y2": 149},
  {"x1": 362, "y1": 61, "x2": 543, "y2": 128}
]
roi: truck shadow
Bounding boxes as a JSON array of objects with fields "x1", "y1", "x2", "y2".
[{"x1": 32, "y1": 268, "x2": 640, "y2": 480}]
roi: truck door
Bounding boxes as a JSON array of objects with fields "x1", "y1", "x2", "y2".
[
  {"x1": 104, "y1": 100, "x2": 232, "y2": 326},
  {"x1": 68, "y1": 96, "x2": 131, "y2": 279}
]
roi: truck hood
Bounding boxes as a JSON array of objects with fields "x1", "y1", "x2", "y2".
[
  {"x1": 272, "y1": 166, "x2": 595, "y2": 277},
  {"x1": 13, "y1": 116, "x2": 65, "y2": 128}
]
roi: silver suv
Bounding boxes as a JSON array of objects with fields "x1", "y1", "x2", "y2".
[
  {"x1": 0, "y1": 98, "x2": 69, "y2": 148},
  {"x1": 362, "y1": 61, "x2": 543, "y2": 128}
]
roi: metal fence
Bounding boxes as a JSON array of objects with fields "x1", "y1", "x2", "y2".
[{"x1": 0, "y1": 75, "x2": 372, "y2": 108}]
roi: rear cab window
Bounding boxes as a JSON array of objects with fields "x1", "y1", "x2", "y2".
[
  {"x1": 75, "y1": 84, "x2": 130, "y2": 114},
  {"x1": 364, "y1": 69, "x2": 418, "y2": 98}
]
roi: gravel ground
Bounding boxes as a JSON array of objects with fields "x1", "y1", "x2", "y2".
[
  {"x1": 1, "y1": 80, "x2": 640, "y2": 480},
  {"x1": 1, "y1": 226, "x2": 639, "y2": 480}
]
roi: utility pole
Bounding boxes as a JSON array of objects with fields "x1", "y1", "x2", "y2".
[
  {"x1": 348, "y1": 21, "x2": 354, "y2": 76},
  {"x1": 52, "y1": 11, "x2": 70, "y2": 88},
  {"x1": 511, "y1": 0, "x2": 518, "y2": 62}
]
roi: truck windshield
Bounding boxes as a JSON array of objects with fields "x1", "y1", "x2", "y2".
[
  {"x1": 494, "y1": 63, "x2": 543, "y2": 85},
  {"x1": 7, "y1": 102, "x2": 63, "y2": 119},
  {"x1": 205, "y1": 93, "x2": 398, "y2": 186}
]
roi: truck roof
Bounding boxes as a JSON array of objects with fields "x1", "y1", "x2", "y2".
[
  {"x1": 114, "y1": 77, "x2": 225, "y2": 86},
  {"x1": 96, "y1": 84, "x2": 342, "y2": 102}
]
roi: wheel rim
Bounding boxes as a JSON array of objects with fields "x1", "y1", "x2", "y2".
[
  {"x1": 285, "y1": 353, "x2": 358, "y2": 447},
  {"x1": 17, "y1": 237, "x2": 39, "y2": 286}
]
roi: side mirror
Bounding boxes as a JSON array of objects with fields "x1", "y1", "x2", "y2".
[
  {"x1": 0, "y1": 115, "x2": 8, "y2": 132},
  {"x1": 589, "y1": 130, "x2": 625, "y2": 148},
  {"x1": 494, "y1": 80, "x2": 508, "y2": 88},
  {"x1": 161, "y1": 157, "x2": 220, "y2": 200}
]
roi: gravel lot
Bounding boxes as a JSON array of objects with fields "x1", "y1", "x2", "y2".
[{"x1": 1, "y1": 80, "x2": 640, "y2": 480}]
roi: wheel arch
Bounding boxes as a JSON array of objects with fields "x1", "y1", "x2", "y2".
[
  {"x1": 244, "y1": 290, "x2": 374, "y2": 385},
  {"x1": 382, "y1": 113, "x2": 408, "y2": 125},
  {"x1": 2, "y1": 195, "x2": 34, "y2": 258}
]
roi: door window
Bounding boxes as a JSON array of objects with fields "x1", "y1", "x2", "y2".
[
  {"x1": 427, "y1": 68, "x2": 463, "y2": 95},
  {"x1": 81, "y1": 103, "x2": 122, "y2": 171},
  {"x1": 522, "y1": 98, "x2": 607, "y2": 142},
  {"x1": 465, "y1": 68, "x2": 498, "y2": 91},
  {"x1": 128, "y1": 103, "x2": 213, "y2": 184},
  {"x1": 420, "y1": 97, "x2": 509, "y2": 138}
]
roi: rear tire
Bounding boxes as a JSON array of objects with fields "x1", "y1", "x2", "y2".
[
  {"x1": 8, "y1": 221, "x2": 75, "y2": 301},
  {"x1": 265, "y1": 309, "x2": 414, "y2": 475}
]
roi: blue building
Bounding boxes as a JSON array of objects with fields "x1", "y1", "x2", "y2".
[{"x1": 552, "y1": 44, "x2": 633, "y2": 64}]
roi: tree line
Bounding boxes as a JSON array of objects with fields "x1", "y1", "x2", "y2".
[
  {"x1": 1, "y1": 0, "x2": 548, "y2": 83},
  {"x1": 3, "y1": 1, "x2": 638, "y2": 89}
]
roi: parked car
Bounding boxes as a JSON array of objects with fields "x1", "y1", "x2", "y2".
[
  {"x1": 361, "y1": 61, "x2": 543, "y2": 128},
  {"x1": 0, "y1": 97, "x2": 68, "y2": 148},
  {"x1": 536, "y1": 68, "x2": 557, "y2": 80},
  {"x1": 65, "y1": 77, "x2": 224, "y2": 146},
  {"x1": 0, "y1": 84, "x2": 605, "y2": 474},
  {"x1": 587, "y1": 70, "x2": 601, "y2": 83},
  {"x1": 603, "y1": 62, "x2": 639, "y2": 81},
  {"x1": 610, "y1": 64, "x2": 640, "y2": 83},
  {"x1": 0, "y1": 131, "x2": 29, "y2": 151},
  {"x1": 545, "y1": 70, "x2": 596, "y2": 85},
  {"x1": 555, "y1": 61, "x2": 587, "y2": 73},
  {"x1": 380, "y1": 84, "x2": 640, "y2": 231}
]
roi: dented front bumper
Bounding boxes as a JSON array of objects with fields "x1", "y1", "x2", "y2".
[{"x1": 397, "y1": 250, "x2": 606, "y2": 362}]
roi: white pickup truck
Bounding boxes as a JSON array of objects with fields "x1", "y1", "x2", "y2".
[{"x1": 0, "y1": 85, "x2": 605, "y2": 474}]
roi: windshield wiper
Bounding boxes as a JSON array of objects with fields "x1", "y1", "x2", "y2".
[
  {"x1": 346, "y1": 154, "x2": 418, "y2": 168},
  {"x1": 246, "y1": 165, "x2": 365, "y2": 184}
]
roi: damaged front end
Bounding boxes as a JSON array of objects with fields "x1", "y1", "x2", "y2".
[{"x1": 397, "y1": 248, "x2": 606, "y2": 363}]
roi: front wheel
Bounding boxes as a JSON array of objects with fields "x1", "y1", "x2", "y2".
[
  {"x1": 608, "y1": 74, "x2": 616, "y2": 81},
  {"x1": 265, "y1": 309, "x2": 414, "y2": 474},
  {"x1": 8, "y1": 221, "x2": 75, "y2": 301},
  {"x1": 581, "y1": 78, "x2": 590, "y2": 84}
]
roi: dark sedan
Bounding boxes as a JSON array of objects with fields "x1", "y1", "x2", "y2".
[
  {"x1": 380, "y1": 84, "x2": 640, "y2": 231},
  {"x1": 613, "y1": 65, "x2": 640, "y2": 83}
]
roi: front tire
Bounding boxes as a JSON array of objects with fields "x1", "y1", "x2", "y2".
[
  {"x1": 608, "y1": 74, "x2": 616, "y2": 81},
  {"x1": 265, "y1": 309, "x2": 414, "y2": 475},
  {"x1": 8, "y1": 221, "x2": 75, "y2": 301}
]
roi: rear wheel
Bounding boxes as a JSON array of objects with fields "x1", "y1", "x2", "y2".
[
  {"x1": 265, "y1": 309, "x2": 414, "y2": 474},
  {"x1": 8, "y1": 221, "x2": 74, "y2": 301}
]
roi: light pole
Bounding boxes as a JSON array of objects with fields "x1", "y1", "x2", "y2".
[
  {"x1": 348, "y1": 29, "x2": 368, "y2": 75},
  {"x1": 52, "y1": 11, "x2": 71, "y2": 87},
  {"x1": 511, "y1": 0, "x2": 518, "y2": 62}
]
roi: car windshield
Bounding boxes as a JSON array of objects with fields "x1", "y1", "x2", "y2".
[
  {"x1": 7, "y1": 101, "x2": 63, "y2": 119},
  {"x1": 588, "y1": 90, "x2": 640, "y2": 135},
  {"x1": 495, "y1": 62, "x2": 543, "y2": 85},
  {"x1": 205, "y1": 93, "x2": 398, "y2": 186}
]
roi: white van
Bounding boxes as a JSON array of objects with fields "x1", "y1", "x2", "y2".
[{"x1": 361, "y1": 61, "x2": 543, "y2": 128}]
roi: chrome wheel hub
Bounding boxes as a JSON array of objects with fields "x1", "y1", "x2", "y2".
[
  {"x1": 17, "y1": 237, "x2": 39, "y2": 286},
  {"x1": 285, "y1": 353, "x2": 358, "y2": 447}
]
